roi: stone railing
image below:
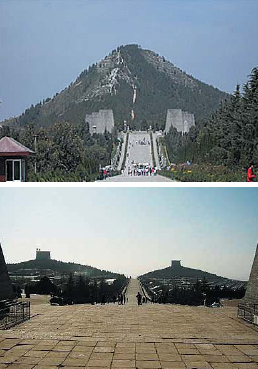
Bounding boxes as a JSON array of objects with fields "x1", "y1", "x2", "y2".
[{"x1": 238, "y1": 303, "x2": 258, "y2": 326}]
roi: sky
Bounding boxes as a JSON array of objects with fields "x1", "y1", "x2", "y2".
[
  {"x1": 0, "y1": 0, "x2": 258, "y2": 121},
  {"x1": 0, "y1": 187, "x2": 257, "y2": 281}
]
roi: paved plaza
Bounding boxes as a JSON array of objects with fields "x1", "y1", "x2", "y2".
[
  {"x1": 0, "y1": 279, "x2": 258, "y2": 369},
  {"x1": 126, "y1": 132, "x2": 153, "y2": 167},
  {"x1": 107, "y1": 132, "x2": 172, "y2": 182},
  {"x1": 105, "y1": 174, "x2": 172, "y2": 182}
]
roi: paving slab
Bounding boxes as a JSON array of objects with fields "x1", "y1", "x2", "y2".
[{"x1": 0, "y1": 280, "x2": 258, "y2": 369}]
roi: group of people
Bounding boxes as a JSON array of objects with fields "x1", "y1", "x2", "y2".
[
  {"x1": 129, "y1": 138, "x2": 150, "y2": 147},
  {"x1": 128, "y1": 164, "x2": 157, "y2": 176}
]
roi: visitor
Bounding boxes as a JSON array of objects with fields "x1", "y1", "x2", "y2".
[
  {"x1": 136, "y1": 292, "x2": 142, "y2": 305},
  {"x1": 247, "y1": 163, "x2": 256, "y2": 182}
]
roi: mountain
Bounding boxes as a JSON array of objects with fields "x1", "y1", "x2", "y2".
[
  {"x1": 139, "y1": 261, "x2": 240, "y2": 283},
  {"x1": 7, "y1": 259, "x2": 122, "y2": 278},
  {"x1": 3, "y1": 44, "x2": 228, "y2": 130}
]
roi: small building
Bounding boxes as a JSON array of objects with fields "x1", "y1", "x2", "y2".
[
  {"x1": 0, "y1": 137, "x2": 34, "y2": 182},
  {"x1": 36, "y1": 249, "x2": 51, "y2": 260}
]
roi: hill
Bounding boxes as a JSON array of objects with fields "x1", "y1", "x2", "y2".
[
  {"x1": 7, "y1": 259, "x2": 122, "y2": 278},
  {"x1": 2, "y1": 44, "x2": 228, "y2": 130},
  {"x1": 139, "y1": 260, "x2": 239, "y2": 283}
]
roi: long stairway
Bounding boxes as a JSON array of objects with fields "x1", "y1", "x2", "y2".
[{"x1": 125, "y1": 278, "x2": 147, "y2": 306}]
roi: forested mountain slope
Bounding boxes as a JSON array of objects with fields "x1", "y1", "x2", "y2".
[{"x1": 2, "y1": 44, "x2": 228, "y2": 130}]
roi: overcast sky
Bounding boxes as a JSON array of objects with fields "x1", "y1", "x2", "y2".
[
  {"x1": 1, "y1": 187, "x2": 257, "y2": 281},
  {"x1": 1, "y1": 0, "x2": 258, "y2": 121}
]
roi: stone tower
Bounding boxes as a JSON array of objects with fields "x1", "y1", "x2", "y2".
[
  {"x1": 85, "y1": 110, "x2": 115, "y2": 135},
  {"x1": 36, "y1": 249, "x2": 51, "y2": 260},
  {"x1": 244, "y1": 242, "x2": 258, "y2": 305},
  {"x1": 165, "y1": 109, "x2": 195, "y2": 134},
  {"x1": 171, "y1": 260, "x2": 182, "y2": 268},
  {"x1": 0, "y1": 244, "x2": 14, "y2": 301}
]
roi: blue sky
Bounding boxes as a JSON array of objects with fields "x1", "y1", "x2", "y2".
[
  {"x1": 1, "y1": 187, "x2": 257, "y2": 280},
  {"x1": 1, "y1": 0, "x2": 258, "y2": 121}
]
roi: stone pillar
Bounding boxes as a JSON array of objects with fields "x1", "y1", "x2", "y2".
[
  {"x1": 244, "y1": 243, "x2": 258, "y2": 305},
  {"x1": 0, "y1": 244, "x2": 14, "y2": 301}
]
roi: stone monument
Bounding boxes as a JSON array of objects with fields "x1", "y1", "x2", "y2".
[
  {"x1": 36, "y1": 248, "x2": 51, "y2": 260},
  {"x1": 244, "y1": 242, "x2": 258, "y2": 305},
  {"x1": 171, "y1": 260, "x2": 182, "y2": 269},
  {"x1": 0, "y1": 244, "x2": 14, "y2": 301},
  {"x1": 165, "y1": 109, "x2": 195, "y2": 134},
  {"x1": 85, "y1": 109, "x2": 115, "y2": 135}
]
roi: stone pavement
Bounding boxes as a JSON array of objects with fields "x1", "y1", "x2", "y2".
[
  {"x1": 126, "y1": 132, "x2": 153, "y2": 167},
  {"x1": 105, "y1": 174, "x2": 172, "y2": 182},
  {"x1": 125, "y1": 279, "x2": 147, "y2": 306},
  {"x1": 0, "y1": 279, "x2": 258, "y2": 369},
  {"x1": 100, "y1": 131, "x2": 173, "y2": 182}
]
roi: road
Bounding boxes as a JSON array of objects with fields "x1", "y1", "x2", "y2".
[
  {"x1": 106, "y1": 173, "x2": 172, "y2": 182},
  {"x1": 108, "y1": 131, "x2": 173, "y2": 182},
  {"x1": 126, "y1": 132, "x2": 152, "y2": 169},
  {"x1": 125, "y1": 278, "x2": 149, "y2": 306}
]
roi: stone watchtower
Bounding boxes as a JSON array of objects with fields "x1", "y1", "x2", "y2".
[
  {"x1": 0, "y1": 244, "x2": 14, "y2": 301},
  {"x1": 85, "y1": 110, "x2": 115, "y2": 135},
  {"x1": 171, "y1": 260, "x2": 182, "y2": 268},
  {"x1": 165, "y1": 109, "x2": 195, "y2": 134},
  {"x1": 36, "y1": 248, "x2": 51, "y2": 260},
  {"x1": 244, "y1": 243, "x2": 258, "y2": 305}
]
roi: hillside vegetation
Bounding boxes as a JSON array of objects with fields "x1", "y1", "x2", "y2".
[
  {"x1": 165, "y1": 67, "x2": 258, "y2": 175},
  {"x1": 2, "y1": 44, "x2": 228, "y2": 130},
  {"x1": 0, "y1": 122, "x2": 117, "y2": 181},
  {"x1": 7, "y1": 259, "x2": 122, "y2": 278},
  {"x1": 140, "y1": 265, "x2": 219, "y2": 280}
]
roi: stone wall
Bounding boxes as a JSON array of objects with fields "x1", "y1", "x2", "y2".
[
  {"x1": 0, "y1": 244, "x2": 14, "y2": 301},
  {"x1": 165, "y1": 109, "x2": 195, "y2": 134},
  {"x1": 85, "y1": 110, "x2": 115, "y2": 135},
  {"x1": 244, "y1": 243, "x2": 258, "y2": 305}
]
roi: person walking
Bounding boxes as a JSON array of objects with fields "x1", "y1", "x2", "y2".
[
  {"x1": 136, "y1": 292, "x2": 142, "y2": 305},
  {"x1": 247, "y1": 163, "x2": 256, "y2": 182}
]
